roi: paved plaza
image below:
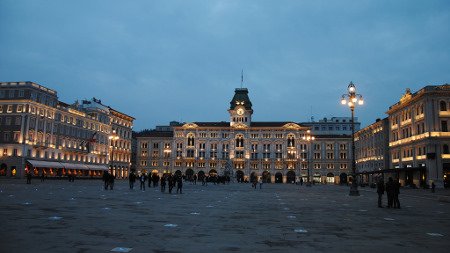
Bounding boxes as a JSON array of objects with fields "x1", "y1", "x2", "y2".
[{"x1": 0, "y1": 179, "x2": 449, "y2": 253}]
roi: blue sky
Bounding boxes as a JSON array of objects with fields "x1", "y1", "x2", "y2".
[{"x1": 1, "y1": 0, "x2": 449, "y2": 130}]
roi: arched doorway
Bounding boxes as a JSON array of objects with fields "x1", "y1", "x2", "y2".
[
  {"x1": 209, "y1": 169, "x2": 218, "y2": 177},
  {"x1": 327, "y1": 173, "x2": 335, "y2": 184},
  {"x1": 236, "y1": 170, "x2": 244, "y2": 183},
  {"x1": 0, "y1": 163, "x2": 7, "y2": 176},
  {"x1": 185, "y1": 168, "x2": 194, "y2": 180},
  {"x1": 262, "y1": 170, "x2": 271, "y2": 183},
  {"x1": 286, "y1": 170, "x2": 296, "y2": 184},
  {"x1": 198, "y1": 171, "x2": 205, "y2": 181},
  {"x1": 275, "y1": 172, "x2": 283, "y2": 183},
  {"x1": 340, "y1": 173, "x2": 348, "y2": 185}
]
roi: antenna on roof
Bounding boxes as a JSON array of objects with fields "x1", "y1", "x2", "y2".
[{"x1": 241, "y1": 69, "x2": 244, "y2": 88}]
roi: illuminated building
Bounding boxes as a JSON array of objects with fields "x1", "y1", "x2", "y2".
[
  {"x1": 136, "y1": 88, "x2": 353, "y2": 184},
  {"x1": 387, "y1": 85, "x2": 450, "y2": 188},
  {"x1": 0, "y1": 81, "x2": 134, "y2": 178}
]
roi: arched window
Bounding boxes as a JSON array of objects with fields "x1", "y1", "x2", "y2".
[
  {"x1": 444, "y1": 144, "x2": 449, "y2": 154},
  {"x1": 287, "y1": 134, "x2": 295, "y2": 147},
  {"x1": 187, "y1": 133, "x2": 195, "y2": 147},
  {"x1": 440, "y1": 101, "x2": 447, "y2": 111},
  {"x1": 235, "y1": 135, "x2": 244, "y2": 148}
]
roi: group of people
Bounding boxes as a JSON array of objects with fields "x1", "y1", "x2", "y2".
[
  {"x1": 128, "y1": 172, "x2": 183, "y2": 194},
  {"x1": 102, "y1": 171, "x2": 116, "y2": 190},
  {"x1": 376, "y1": 177, "x2": 401, "y2": 208}
]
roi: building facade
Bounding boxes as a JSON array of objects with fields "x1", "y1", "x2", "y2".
[
  {"x1": 0, "y1": 81, "x2": 134, "y2": 179},
  {"x1": 136, "y1": 88, "x2": 353, "y2": 184},
  {"x1": 354, "y1": 118, "x2": 390, "y2": 185},
  {"x1": 387, "y1": 85, "x2": 450, "y2": 188}
]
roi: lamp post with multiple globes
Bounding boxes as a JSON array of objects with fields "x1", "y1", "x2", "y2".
[{"x1": 340, "y1": 82, "x2": 364, "y2": 196}]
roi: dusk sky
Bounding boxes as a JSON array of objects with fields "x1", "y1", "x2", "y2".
[{"x1": 1, "y1": 0, "x2": 449, "y2": 131}]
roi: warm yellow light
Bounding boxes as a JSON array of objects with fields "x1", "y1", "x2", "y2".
[
  {"x1": 358, "y1": 99, "x2": 364, "y2": 105},
  {"x1": 351, "y1": 97, "x2": 357, "y2": 103},
  {"x1": 341, "y1": 98, "x2": 347, "y2": 105},
  {"x1": 348, "y1": 101, "x2": 354, "y2": 107}
]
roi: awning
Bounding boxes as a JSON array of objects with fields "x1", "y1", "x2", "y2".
[
  {"x1": 86, "y1": 164, "x2": 109, "y2": 171},
  {"x1": 27, "y1": 160, "x2": 65, "y2": 169},
  {"x1": 60, "y1": 163, "x2": 90, "y2": 170}
]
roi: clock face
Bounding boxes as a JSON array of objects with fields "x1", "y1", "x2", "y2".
[{"x1": 237, "y1": 108, "x2": 244, "y2": 115}]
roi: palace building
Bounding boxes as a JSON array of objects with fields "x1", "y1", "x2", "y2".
[
  {"x1": 136, "y1": 88, "x2": 354, "y2": 184},
  {"x1": 0, "y1": 81, "x2": 134, "y2": 179}
]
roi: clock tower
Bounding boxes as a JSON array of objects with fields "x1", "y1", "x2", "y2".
[{"x1": 228, "y1": 88, "x2": 253, "y2": 127}]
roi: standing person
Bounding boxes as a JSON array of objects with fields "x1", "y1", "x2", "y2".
[
  {"x1": 129, "y1": 172, "x2": 136, "y2": 190},
  {"x1": 109, "y1": 173, "x2": 115, "y2": 190},
  {"x1": 103, "y1": 171, "x2": 110, "y2": 190},
  {"x1": 385, "y1": 177, "x2": 394, "y2": 208},
  {"x1": 193, "y1": 174, "x2": 197, "y2": 185},
  {"x1": 139, "y1": 173, "x2": 146, "y2": 191},
  {"x1": 393, "y1": 179, "x2": 401, "y2": 209},
  {"x1": 431, "y1": 182, "x2": 436, "y2": 193},
  {"x1": 147, "y1": 172, "x2": 152, "y2": 188},
  {"x1": 168, "y1": 175, "x2": 174, "y2": 194},
  {"x1": 258, "y1": 177, "x2": 263, "y2": 189},
  {"x1": 26, "y1": 171, "x2": 32, "y2": 184},
  {"x1": 376, "y1": 178, "x2": 385, "y2": 208},
  {"x1": 40, "y1": 171, "x2": 45, "y2": 182},
  {"x1": 177, "y1": 176, "x2": 183, "y2": 194},
  {"x1": 160, "y1": 176, "x2": 166, "y2": 193}
]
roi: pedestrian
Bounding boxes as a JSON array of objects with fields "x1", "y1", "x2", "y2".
[
  {"x1": 258, "y1": 177, "x2": 263, "y2": 189},
  {"x1": 147, "y1": 172, "x2": 152, "y2": 188},
  {"x1": 129, "y1": 172, "x2": 136, "y2": 189},
  {"x1": 431, "y1": 182, "x2": 436, "y2": 193},
  {"x1": 193, "y1": 174, "x2": 197, "y2": 185},
  {"x1": 139, "y1": 173, "x2": 146, "y2": 191},
  {"x1": 177, "y1": 176, "x2": 183, "y2": 194},
  {"x1": 103, "y1": 171, "x2": 110, "y2": 190},
  {"x1": 40, "y1": 172, "x2": 45, "y2": 182},
  {"x1": 109, "y1": 173, "x2": 115, "y2": 190},
  {"x1": 376, "y1": 178, "x2": 385, "y2": 208},
  {"x1": 300, "y1": 177, "x2": 303, "y2": 186},
  {"x1": 168, "y1": 175, "x2": 174, "y2": 194},
  {"x1": 393, "y1": 179, "x2": 401, "y2": 209},
  {"x1": 160, "y1": 176, "x2": 166, "y2": 193},
  {"x1": 385, "y1": 177, "x2": 394, "y2": 208},
  {"x1": 26, "y1": 171, "x2": 32, "y2": 184}
]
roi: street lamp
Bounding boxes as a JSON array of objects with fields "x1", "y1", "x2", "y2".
[
  {"x1": 340, "y1": 81, "x2": 364, "y2": 196},
  {"x1": 302, "y1": 129, "x2": 315, "y2": 187}
]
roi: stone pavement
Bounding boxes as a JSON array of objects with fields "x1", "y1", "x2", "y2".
[{"x1": 0, "y1": 179, "x2": 449, "y2": 253}]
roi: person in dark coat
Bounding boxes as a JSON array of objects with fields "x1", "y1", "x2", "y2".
[
  {"x1": 431, "y1": 182, "x2": 436, "y2": 193},
  {"x1": 147, "y1": 172, "x2": 152, "y2": 188},
  {"x1": 168, "y1": 175, "x2": 174, "y2": 194},
  {"x1": 129, "y1": 172, "x2": 136, "y2": 189},
  {"x1": 139, "y1": 173, "x2": 146, "y2": 191},
  {"x1": 177, "y1": 176, "x2": 183, "y2": 194},
  {"x1": 393, "y1": 179, "x2": 401, "y2": 209},
  {"x1": 109, "y1": 173, "x2": 115, "y2": 190},
  {"x1": 103, "y1": 171, "x2": 110, "y2": 190},
  {"x1": 376, "y1": 178, "x2": 385, "y2": 208},
  {"x1": 160, "y1": 176, "x2": 166, "y2": 193},
  {"x1": 385, "y1": 177, "x2": 395, "y2": 208},
  {"x1": 26, "y1": 172, "x2": 32, "y2": 184}
]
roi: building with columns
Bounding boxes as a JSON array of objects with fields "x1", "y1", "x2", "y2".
[
  {"x1": 0, "y1": 81, "x2": 134, "y2": 179},
  {"x1": 136, "y1": 88, "x2": 353, "y2": 184}
]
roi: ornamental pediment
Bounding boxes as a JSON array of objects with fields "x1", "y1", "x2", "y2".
[
  {"x1": 232, "y1": 123, "x2": 249, "y2": 129},
  {"x1": 182, "y1": 123, "x2": 199, "y2": 129},
  {"x1": 282, "y1": 123, "x2": 301, "y2": 130}
]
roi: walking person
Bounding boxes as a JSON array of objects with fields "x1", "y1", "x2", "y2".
[
  {"x1": 258, "y1": 177, "x2": 263, "y2": 189},
  {"x1": 26, "y1": 171, "x2": 32, "y2": 184},
  {"x1": 168, "y1": 175, "x2": 174, "y2": 194},
  {"x1": 147, "y1": 172, "x2": 152, "y2": 188},
  {"x1": 193, "y1": 174, "x2": 197, "y2": 185},
  {"x1": 177, "y1": 176, "x2": 183, "y2": 194},
  {"x1": 385, "y1": 177, "x2": 395, "y2": 208},
  {"x1": 393, "y1": 179, "x2": 401, "y2": 209},
  {"x1": 431, "y1": 182, "x2": 436, "y2": 193},
  {"x1": 40, "y1": 171, "x2": 45, "y2": 182},
  {"x1": 160, "y1": 176, "x2": 166, "y2": 193},
  {"x1": 129, "y1": 172, "x2": 136, "y2": 190},
  {"x1": 109, "y1": 173, "x2": 115, "y2": 190},
  {"x1": 139, "y1": 173, "x2": 146, "y2": 191},
  {"x1": 102, "y1": 171, "x2": 110, "y2": 190},
  {"x1": 376, "y1": 178, "x2": 385, "y2": 208}
]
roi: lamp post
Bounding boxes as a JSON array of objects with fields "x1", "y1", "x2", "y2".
[
  {"x1": 340, "y1": 82, "x2": 364, "y2": 196},
  {"x1": 108, "y1": 130, "x2": 119, "y2": 176},
  {"x1": 302, "y1": 130, "x2": 315, "y2": 187}
]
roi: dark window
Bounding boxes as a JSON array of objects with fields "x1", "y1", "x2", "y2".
[
  {"x1": 443, "y1": 144, "x2": 449, "y2": 154},
  {"x1": 440, "y1": 101, "x2": 447, "y2": 111},
  {"x1": 442, "y1": 121, "x2": 448, "y2": 132}
]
